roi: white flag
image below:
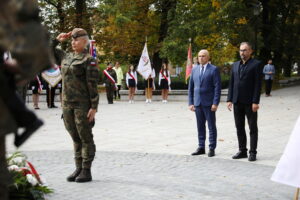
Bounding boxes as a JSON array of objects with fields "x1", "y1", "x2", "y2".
[
  {"x1": 137, "y1": 43, "x2": 152, "y2": 79},
  {"x1": 271, "y1": 115, "x2": 300, "y2": 188},
  {"x1": 42, "y1": 64, "x2": 62, "y2": 87}
]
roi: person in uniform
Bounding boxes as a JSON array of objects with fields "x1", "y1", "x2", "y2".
[
  {"x1": 0, "y1": 0, "x2": 53, "y2": 199},
  {"x1": 53, "y1": 28, "x2": 99, "y2": 182},
  {"x1": 103, "y1": 63, "x2": 117, "y2": 104},
  {"x1": 126, "y1": 64, "x2": 138, "y2": 103},
  {"x1": 158, "y1": 63, "x2": 171, "y2": 103}
]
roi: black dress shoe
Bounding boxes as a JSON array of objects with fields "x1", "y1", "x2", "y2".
[
  {"x1": 208, "y1": 149, "x2": 215, "y2": 157},
  {"x1": 248, "y1": 154, "x2": 256, "y2": 162},
  {"x1": 232, "y1": 151, "x2": 248, "y2": 159},
  {"x1": 191, "y1": 148, "x2": 205, "y2": 156},
  {"x1": 50, "y1": 105, "x2": 58, "y2": 108}
]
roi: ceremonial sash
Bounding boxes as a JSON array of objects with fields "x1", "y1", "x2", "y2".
[
  {"x1": 160, "y1": 71, "x2": 169, "y2": 82},
  {"x1": 128, "y1": 72, "x2": 136, "y2": 81},
  {"x1": 36, "y1": 75, "x2": 42, "y2": 90},
  {"x1": 160, "y1": 70, "x2": 171, "y2": 91},
  {"x1": 103, "y1": 69, "x2": 118, "y2": 89}
]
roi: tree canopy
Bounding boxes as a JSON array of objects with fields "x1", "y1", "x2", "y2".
[{"x1": 39, "y1": 0, "x2": 300, "y2": 76}]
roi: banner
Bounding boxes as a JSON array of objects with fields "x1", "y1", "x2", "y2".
[
  {"x1": 42, "y1": 65, "x2": 62, "y2": 87},
  {"x1": 137, "y1": 43, "x2": 152, "y2": 80},
  {"x1": 271, "y1": 116, "x2": 300, "y2": 188},
  {"x1": 185, "y1": 43, "x2": 193, "y2": 82},
  {"x1": 89, "y1": 40, "x2": 97, "y2": 59}
]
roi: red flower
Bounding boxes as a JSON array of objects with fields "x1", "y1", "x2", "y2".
[{"x1": 20, "y1": 168, "x2": 32, "y2": 176}]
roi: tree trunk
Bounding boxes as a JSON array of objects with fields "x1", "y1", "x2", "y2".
[
  {"x1": 259, "y1": 0, "x2": 271, "y2": 63},
  {"x1": 57, "y1": 1, "x2": 65, "y2": 33},
  {"x1": 152, "y1": 0, "x2": 177, "y2": 73},
  {"x1": 75, "y1": 0, "x2": 92, "y2": 35}
]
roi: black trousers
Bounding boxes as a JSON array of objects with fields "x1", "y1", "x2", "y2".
[
  {"x1": 46, "y1": 86, "x2": 56, "y2": 107},
  {"x1": 233, "y1": 103, "x2": 258, "y2": 154},
  {"x1": 265, "y1": 79, "x2": 273, "y2": 95},
  {"x1": 106, "y1": 85, "x2": 114, "y2": 104},
  {"x1": 114, "y1": 85, "x2": 121, "y2": 99}
]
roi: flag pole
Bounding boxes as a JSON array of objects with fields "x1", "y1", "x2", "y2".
[
  {"x1": 146, "y1": 36, "x2": 150, "y2": 101},
  {"x1": 147, "y1": 78, "x2": 150, "y2": 100},
  {"x1": 49, "y1": 85, "x2": 51, "y2": 108},
  {"x1": 294, "y1": 188, "x2": 299, "y2": 200}
]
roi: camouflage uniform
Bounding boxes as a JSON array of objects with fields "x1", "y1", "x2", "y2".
[
  {"x1": 0, "y1": 0, "x2": 52, "y2": 199},
  {"x1": 103, "y1": 67, "x2": 117, "y2": 104},
  {"x1": 53, "y1": 39, "x2": 99, "y2": 170}
]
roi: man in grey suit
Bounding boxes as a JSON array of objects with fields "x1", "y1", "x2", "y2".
[
  {"x1": 188, "y1": 49, "x2": 221, "y2": 157},
  {"x1": 263, "y1": 59, "x2": 275, "y2": 96}
]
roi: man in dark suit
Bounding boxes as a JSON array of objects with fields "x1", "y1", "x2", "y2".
[
  {"x1": 188, "y1": 49, "x2": 221, "y2": 157},
  {"x1": 227, "y1": 42, "x2": 262, "y2": 162}
]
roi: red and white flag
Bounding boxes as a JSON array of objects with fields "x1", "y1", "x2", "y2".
[
  {"x1": 185, "y1": 43, "x2": 193, "y2": 82},
  {"x1": 89, "y1": 40, "x2": 97, "y2": 59}
]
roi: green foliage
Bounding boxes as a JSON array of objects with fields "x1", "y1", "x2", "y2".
[{"x1": 39, "y1": 0, "x2": 300, "y2": 77}]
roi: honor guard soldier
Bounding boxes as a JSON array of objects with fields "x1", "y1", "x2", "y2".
[{"x1": 53, "y1": 28, "x2": 99, "y2": 182}]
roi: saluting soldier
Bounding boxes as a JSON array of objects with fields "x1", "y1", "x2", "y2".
[{"x1": 53, "y1": 28, "x2": 99, "y2": 182}]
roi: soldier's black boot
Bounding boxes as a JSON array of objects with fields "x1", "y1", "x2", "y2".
[
  {"x1": 75, "y1": 168, "x2": 92, "y2": 183},
  {"x1": 66, "y1": 168, "x2": 82, "y2": 182}
]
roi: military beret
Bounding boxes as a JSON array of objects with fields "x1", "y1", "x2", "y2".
[{"x1": 71, "y1": 28, "x2": 88, "y2": 39}]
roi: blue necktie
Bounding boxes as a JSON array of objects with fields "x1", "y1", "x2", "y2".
[{"x1": 200, "y1": 66, "x2": 204, "y2": 81}]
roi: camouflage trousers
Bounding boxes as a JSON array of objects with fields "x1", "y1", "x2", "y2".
[
  {"x1": 0, "y1": 136, "x2": 11, "y2": 200},
  {"x1": 62, "y1": 103, "x2": 96, "y2": 169}
]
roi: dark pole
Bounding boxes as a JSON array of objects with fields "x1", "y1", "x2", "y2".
[{"x1": 255, "y1": 20, "x2": 258, "y2": 56}]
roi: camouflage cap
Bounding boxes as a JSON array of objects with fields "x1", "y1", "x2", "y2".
[{"x1": 71, "y1": 28, "x2": 88, "y2": 39}]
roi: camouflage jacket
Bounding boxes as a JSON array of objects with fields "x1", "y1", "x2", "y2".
[{"x1": 53, "y1": 40, "x2": 99, "y2": 109}]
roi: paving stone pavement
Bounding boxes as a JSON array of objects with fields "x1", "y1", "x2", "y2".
[
  {"x1": 5, "y1": 85, "x2": 300, "y2": 200},
  {"x1": 25, "y1": 151, "x2": 293, "y2": 200}
]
